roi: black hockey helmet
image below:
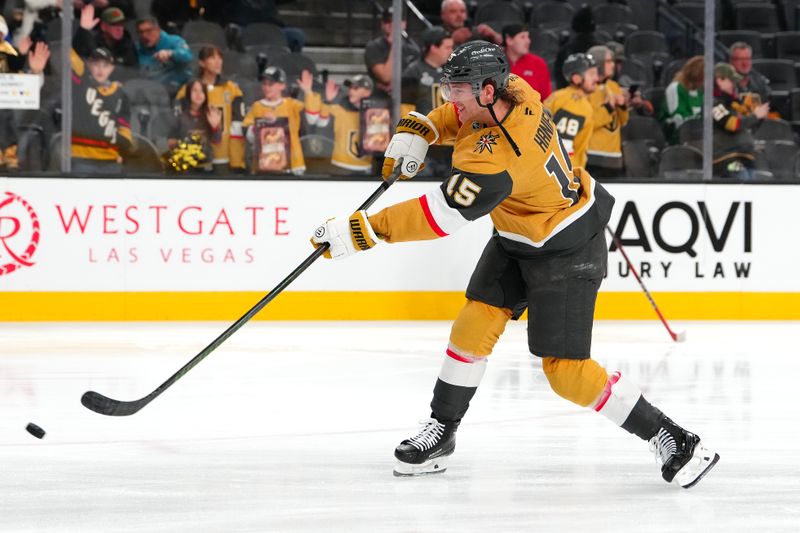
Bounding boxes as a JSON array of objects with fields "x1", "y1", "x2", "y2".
[
  {"x1": 562, "y1": 53, "x2": 597, "y2": 83},
  {"x1": 440, "y1": 40, "x2": 509, "y2": 101}
]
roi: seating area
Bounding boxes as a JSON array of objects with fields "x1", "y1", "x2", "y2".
[{"x1": 1, "y1": 0, "x2": 799, "y2": 180}]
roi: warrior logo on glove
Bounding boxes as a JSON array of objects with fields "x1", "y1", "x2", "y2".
[
  {"x1": 382, "y1": 111, "x2": 439, "y2": 181},
  {"x1": 311, "y1": 210, "x2": 380, "y2": 260}
]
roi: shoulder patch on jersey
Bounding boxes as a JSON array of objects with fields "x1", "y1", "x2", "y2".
[{"x1": 474, "y1": 131, "x2": 500, "y2": 154}]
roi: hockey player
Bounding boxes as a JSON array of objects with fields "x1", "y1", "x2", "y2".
[
  {"x1": 310, "y1": 41, "x2": 719, "y2": 488},
  {"x1": 543, "y1": 53, "x2": 598, "y2": 169},
  {"x1": 586, "y1": 45, "x2": 629, "y2": 178},
  {"x1": 242, "y1": 66, "x2": 323, "y2": 175}
]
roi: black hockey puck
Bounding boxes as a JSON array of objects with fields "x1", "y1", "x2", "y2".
[{"x1": 26, "y1": 422, "x2": 46, "y2": 439}]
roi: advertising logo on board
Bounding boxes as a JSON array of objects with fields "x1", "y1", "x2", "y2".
[
  {"x1": 0, "y1": 191, "x2": 41, "y2": 276},
  {"x1": 608, "y1": 200, "x2": 752, "y2": 281}
]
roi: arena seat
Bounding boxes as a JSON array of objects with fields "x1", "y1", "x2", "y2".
[
  {"x1": 622, "y1": 139, "x2": 658, "y2": 178},
  {"x1": 735, "y1": 3, "x2": 780, "y2": 33},
  {"x1": 763, "y1": 140, "x2": 800, "y2": 180},
  {"x1": 530, "y1": 1, "x2": 574, "y2": 30},
  {"x1": 474, "y1": 1, "x2": 525, "y2": 25},
  {"x1": 182, "y1": 20, "x2": 227, "y2": 48},
  {"x1": 658, "y1": 144, "x2": 703, "y2": 179},
  {"x1": 241, "y1": 22, "x2": 289, "y2": 49}
]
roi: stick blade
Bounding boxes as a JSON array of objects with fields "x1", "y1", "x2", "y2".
[
  {"x1": 81, "y1": 390, "x2": 143, "y2": 416},
  {"x1": 674, "y1": 330, "x2": 687, "y2": 343}
]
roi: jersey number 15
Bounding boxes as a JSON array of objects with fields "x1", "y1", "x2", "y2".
[{"x1": 545, "y1": 135, "x2": 580, "y2": 206}]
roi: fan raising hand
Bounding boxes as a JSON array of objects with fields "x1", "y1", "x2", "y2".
[
  {"x1": 325, "y1": 79, "x2": 340, "y2": 102},
  {"x1": 297, "y1": 69, "x2": 314, "y2": 93}
]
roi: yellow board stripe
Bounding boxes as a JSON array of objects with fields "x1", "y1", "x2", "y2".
[{"x1": 1, "y1": 292, "x2": 800, "y2": 321}]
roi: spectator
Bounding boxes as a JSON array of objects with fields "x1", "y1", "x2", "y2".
[
  {"x1": 401, "y1": 26, "x2": 452, "y2": 116},
  {"x1": 15, "y1": 0, "x2": 135, "y2": 41},
  {"x1": 175, "y1": 45, "x2": 245, "y2": 173},
  {"x1": 70, "y1": 47, "x2": 135, "y2": 174},
  {"x1": 440, "y1": 0, "x2": 501, "y2": 46},
  {"x1": 543, "y1": 53, "x2": 599, "y2": 168},
  {"x1": 554, "y1": 6, "x2": 601, "y2": 89},
  {"x1": 658, "y1": 55, "x2": 703, "y2": 145},
  {"x1": 242, "y1": 66, "x2": 323, "y2": 175},
  {"x1": 73, "y1": 4, "x2": 138, "y2": 67},
  {"x1": 712, "y1": 62, "x2": 769, "y2": 180},
  {"x1": 502, "y1": 23, "x2": 551, "y2": 100},
  {"x1": 318, "y1": 74, "x2": 375, "y2": 174},
  {"x1": 607, "y1": 41, "x2": 654, "y2": 117},
  {"x1": 400, "y1": 26, "x2": 453, "y2": 177},
  {"x1": 729, "y1": 42, "x2": 770, "y2": 109},
  {"x1": 586, "y1": 45, "x2": 629, "y2": 178},
  {"x1": 167, "y1": 78, "x2": 222, "y2": 173},
  {"x1": 365, "y1": 7, "x2": 421, "y2": 96},
  {"x1": 224, "y1": 0, "x2": 306, "y2": 53},
  {"x1": 74, "y1": 1, "x2": 135, "y2": 20},
  {"x1": 0, "y1": 15, "x2": 26, "y2": 73},
  {"x1": 135, "y1": 16, "x2": 192, "y2": 96},
  {"x1": 0, "y1": 18, "x2": 49, "y2": 170},
  {"x1": 14, "y1": 0, "x2": 59, "y2": 42},
  {"x1": 606, "y1": 41, "x2": 625, "y2": 79}
]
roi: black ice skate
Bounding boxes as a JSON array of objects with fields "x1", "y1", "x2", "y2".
[
  {"x1": 650, "y1": 417, "x2": 720, "y2": 489},
  {"x1": 393, "y1": 418, "x2": 459, "y2": 477}
]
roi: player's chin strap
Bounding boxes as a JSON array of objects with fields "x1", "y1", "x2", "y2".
[{"x1": 478, "y1": 95, "x2": 522, "y2": 158}]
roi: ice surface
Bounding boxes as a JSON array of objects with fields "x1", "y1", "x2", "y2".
[{"x1": 1, "y1": 321, "x2": 799, "y2": 532}]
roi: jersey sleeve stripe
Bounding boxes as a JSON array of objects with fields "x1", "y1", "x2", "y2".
[
  {"x1": 422, "y1": 187, "x2": 471, "y2": 235},
  {"x1": 418, "y1": 194, "x2": 449, "y2": 237}
]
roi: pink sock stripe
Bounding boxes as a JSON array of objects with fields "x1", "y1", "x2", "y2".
[
  {"x1": 446, "y1": 347, "x2": 472, "y2": 363},
  {"x1": 593, "y1": 371, "x2": 621, "y2": 412},
  {"x1": 419, "y1": 195, "x2": 449, "y2": 237}
]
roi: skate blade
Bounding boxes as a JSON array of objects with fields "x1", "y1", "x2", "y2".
[
  {"x1": 393, "y1": 456, "x2": 449, "y2": 477},
  {"x1": 679, "y1": 451, "x2": 720, "y2": 489}
]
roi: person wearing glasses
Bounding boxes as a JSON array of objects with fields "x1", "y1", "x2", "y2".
[{"x1": 134, "y1": 16, "x2": 191, "y2": 97}]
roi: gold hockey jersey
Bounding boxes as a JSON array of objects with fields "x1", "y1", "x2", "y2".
[
  {"x1": 319, "y1": 101, "x2": 372, "y2": 172},
  {"x1": 242, "y1": 91, "x2": 322, "y2": 173},
  {"x1": 176, "y1": 77, "x2": 246, "y2": 169},
  {"x1": 587, "y1": 79, "x2": 629, "y2": 169},
  {"x1": 543, "y1": 85, "x2": 593, "y2": 169},
  {"x1": 368, "y1": 74, "x2": 614, "y2": 258}
]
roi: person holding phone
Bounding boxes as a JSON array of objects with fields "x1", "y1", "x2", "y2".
[{"x1": 586, "y1": 45, "x2": 629, "y2": 178}]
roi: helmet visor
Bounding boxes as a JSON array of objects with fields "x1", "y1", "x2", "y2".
[{"x1": 440, "y1": 79, "x2": 478, "y2": 103}]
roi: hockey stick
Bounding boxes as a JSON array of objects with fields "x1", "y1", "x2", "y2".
[
  {"x1": 81, "y1": 162, "x2": 404, "y2": 416},
  {"x1": 605, "y1": 226, "x2": 686, "y2": 343}
]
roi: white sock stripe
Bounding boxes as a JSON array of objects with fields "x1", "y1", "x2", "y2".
[
  {"x1": 594, "y1": 372, "x2": 642, "y2": 427},
  {"x1": 438, "y1": 352, "x2": 487, "y2": 388}
]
